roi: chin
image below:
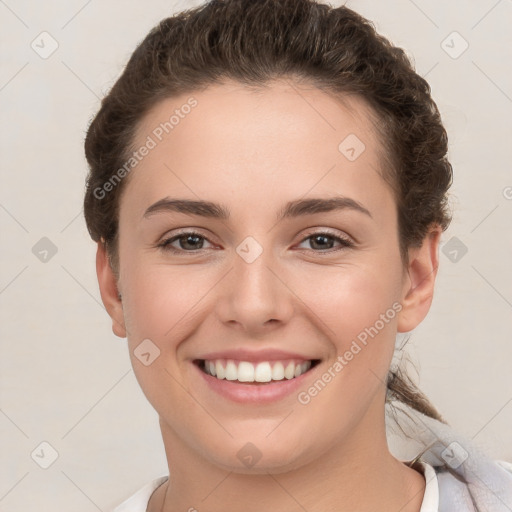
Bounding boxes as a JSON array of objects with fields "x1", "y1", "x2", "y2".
[{"x1": 198, "y1": 433, "x2": 322, "y2": 475}]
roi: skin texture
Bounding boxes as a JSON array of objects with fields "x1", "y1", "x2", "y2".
[{"x1": 96, "y1": 79, "x2": 441, "y2": 511}]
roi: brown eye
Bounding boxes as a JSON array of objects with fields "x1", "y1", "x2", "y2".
[
  {"x1": 297, "y1": 232, "x2": 354, "y2": 252},
  {"x1": 158, "y1": 231, "x2": 212, "y2": 253}
]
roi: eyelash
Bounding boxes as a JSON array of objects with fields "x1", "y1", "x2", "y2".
[{"x1": 156, "y1": 229, "x2": 355, "y2": 255}]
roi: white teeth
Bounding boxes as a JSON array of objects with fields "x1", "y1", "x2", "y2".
[
  {"x1": 284, "y1": 362, "x2": 295, "y2": 379},
  {"x1": 271, "y1": 362, "x2": 285, "y2": 380},
  {"x1": 202, "y1": 359, "x2": 313, "y2": 382},
  {"x1": 215, "y1": 360, "x2": 226, "y2": 379},
  {"x1": 254, "y1": 362, "x2": 272, "y2": 382},
  {"x1": 225, "y1": 360, "x2": 237, "y2": 380},
  {"x1": 238, "y1": 361, "x2": 255, "y2": 382}
]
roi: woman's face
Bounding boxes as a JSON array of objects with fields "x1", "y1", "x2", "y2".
[{"x1": 101, "y1": 79, "x2": 431, "y2": 473}]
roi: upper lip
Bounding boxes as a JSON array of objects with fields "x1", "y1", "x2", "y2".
[{"x1": 194, "y1": 349, "x2": 319, "y2": 363}]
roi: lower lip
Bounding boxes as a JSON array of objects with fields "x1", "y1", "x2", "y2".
[{"x1": 193, "y1": 362, "x2": 318, "y2": 404}]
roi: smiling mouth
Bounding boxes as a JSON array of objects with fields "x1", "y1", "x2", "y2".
[{"x1": 194, "y1": 358, "x2": 321, "y2": 384}]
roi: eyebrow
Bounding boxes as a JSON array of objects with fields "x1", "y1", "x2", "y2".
[{"x1": 142, "y1": 196, "x2": 372, "y2": 221}]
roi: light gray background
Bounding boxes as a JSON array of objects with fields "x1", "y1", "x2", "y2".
[{"x1": 1, "y1": 0, "x2": 511, "y2": 510}]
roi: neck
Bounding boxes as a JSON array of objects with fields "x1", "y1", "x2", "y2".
[{"x1": 150, "y1": 400, "x2": 425, "y2": 512}]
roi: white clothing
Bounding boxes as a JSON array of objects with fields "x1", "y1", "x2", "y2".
[{"x1": 111, "y1": 459, "x2": 512, "y2": 511}]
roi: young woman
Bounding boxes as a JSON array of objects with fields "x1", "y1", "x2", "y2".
[{"x1": 83, "y1": 0, "x2": 512, "y2": 510}]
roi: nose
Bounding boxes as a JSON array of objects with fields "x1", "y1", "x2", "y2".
[{"x1": 215, "y1": 243, "x2": 295, "y2": 334}]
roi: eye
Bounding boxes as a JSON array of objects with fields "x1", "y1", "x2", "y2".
[
  {"x1": 157, "y1": 231, "x2": 213, "y2": 253},
  {"x1": 156, "y1": 229, "x2": 354, "y2": 255},
  {"x1": 296, "y1": 231, "x2": 354, "y2": 253}
]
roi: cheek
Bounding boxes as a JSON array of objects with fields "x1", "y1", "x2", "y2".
[
  {"x1": 290, "y1": 261, "x2": 402, "y2": 405},
  {"x1": 121, "y1": 261, "x2": 222, "y2": 406},
  {"x1": 120, "y1": 264, "x2": 207, "y2": 420},
  {"x1": 290, "y1": 259, "x2": 402, "y2": 338},
  {"x1": 289, "y1": 265, "x2": 401, "y2": 432},
  {"x1": 123, "y1": 261, "x2": 205, "y2": 336}
]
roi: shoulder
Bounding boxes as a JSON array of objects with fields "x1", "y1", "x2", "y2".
[
  {"x1": 111, "y1": 475, "x2": 169, "y2": 512},
  {"x1": 434, "y1": 459, "x2": 512, "y2": 512},
  {"x1": 496, "y1": 460, "x2": 512, "y2": 474}
]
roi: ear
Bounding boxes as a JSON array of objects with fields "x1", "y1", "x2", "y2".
[
  {"x1": 397, "y1": 225, "x2": 442, "y2": 333},
  {"x1": 96, "y1": 241, "x2": 127, "y2": 338}
]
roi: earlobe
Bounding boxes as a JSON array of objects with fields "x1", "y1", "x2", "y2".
[
  {"x1": 96, "y1": 241, "x2": 127, "y2": 338},
  {"x1": 397, "y1": 226, "x2": 442, "y2": 333}
]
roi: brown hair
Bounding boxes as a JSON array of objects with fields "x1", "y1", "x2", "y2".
[{"x1": 83, "y1": 0, "x2": 451, "y2": 425}]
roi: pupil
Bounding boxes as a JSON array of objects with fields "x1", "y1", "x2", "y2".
[
  {"x1": 182, "y1": 235, "x2": 202, "y2": 249},
  {"x1": 313, "y1": 235, "x2": 332, "y2": 249}
]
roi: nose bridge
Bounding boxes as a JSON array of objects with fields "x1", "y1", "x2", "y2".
[
  {"x1": 217, "y1": 233, "x2": 294, "y2": 329},
  {"x1": 234, "y1": 234, "x2": 279, "y2": 304}
]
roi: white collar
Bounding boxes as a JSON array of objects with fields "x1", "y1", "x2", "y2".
[{"x1": 414, "y1": 460, "x2": 439, "y2": 512}]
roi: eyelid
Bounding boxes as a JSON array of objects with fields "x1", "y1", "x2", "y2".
[
  {"x1": 298, "y1": 227, "x2": 354, "y2": 244},
  {"x1": 159, "y1": 226, "x2": 353, "y2": 242}
]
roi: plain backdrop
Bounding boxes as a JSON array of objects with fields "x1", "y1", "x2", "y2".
[{"x1": 1, "y1": 0, "x2": 511, "y2": 510}]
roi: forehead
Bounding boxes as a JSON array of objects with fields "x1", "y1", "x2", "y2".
[
  {"x1": 134, "y1": 78, "x2": 380, "y2": 151},
  {"x1": 120, "y1": 79, "x2": 394, "y2": 224}
]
